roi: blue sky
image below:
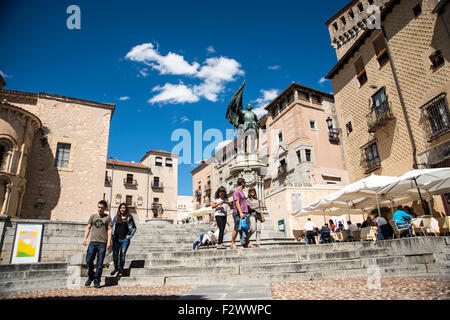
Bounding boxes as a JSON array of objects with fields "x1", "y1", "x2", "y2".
[{"x1": 0, "y1": 0, "x2": 345, "y2": 196}]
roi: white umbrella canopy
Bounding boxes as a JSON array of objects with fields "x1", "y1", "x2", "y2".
[
  {"x1": 292, "y1": 174, "x2": 402, "y2": 217},
  {"x1": 379, "y1": 168, "x2": 450, "y2": 196}
]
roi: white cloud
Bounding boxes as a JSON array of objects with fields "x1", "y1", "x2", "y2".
[
  {"x1": 268, "y1": 65, "x2": 281, "y2": 70},
  {"x1": 180, "y1": 116, "x2": 190, "y2": 123},
  {"x1": 125, "y1": 43, "x2": 200, "y2": 76},
  {"x1": 318, "y1": 77, "x2": 327, "y2": 84},
  {"x1": 206, "y1": 46, "x2": 215, "y2": 54},
  {"x1": 126, "y1": 43, "x2": 245, "y2": 104},
  {"x1": 148, "y1": 83, "x2": 200, "y2": 104},
  {"x1": 138, "y1": 68, "x2": 149, "y2": 78},
  {"x1": 118, "y1": 96, "x2": 130, "y2": 101},
  {"x1": 251, "y1": 89, "x2": 279, "y2": 118}
]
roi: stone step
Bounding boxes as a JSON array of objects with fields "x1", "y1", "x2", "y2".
[
  {"x1": 109, "y1": 263, "x2": 429, "y2": 286},
  {"x1": 0, "y1": 277, "x2": 70, "y2": 294},
  {"x1": 0, "y1": 262, "x2": 68, "y2": 273}
]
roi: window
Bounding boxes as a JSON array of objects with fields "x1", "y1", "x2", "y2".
[
  {"x1": 340, "y1": 16, "x2": 346, "y2": 25},
  {"x1": 126, "y1": 195, "x2": 133, "y2": 206},
  {"x1": 368, "y1": 0, "x2": 374, "y2": 4},
  {"x1": 55, "y1": 143, "x2": 71, "y2": 168},
  {"x1": 423, "y1": 93, "x2": 450, "y2": 141},
  {"x1": 357, "y1": 2, "x2": 364, "y2": 12},
  {"x1": 287, "y1": 92, "x2": 295, "y2": 105},
  {"x1": 373, "y1": 34, "x2": 389, "y2": 67},
  {"x1": 309, "y1": 120, "x2": 317, "y2": 130},
  {"x1": 155, "y1": 157, "x2": 163, "y2": 166},
  {"x1": 333, "y1": 22, "x2": 338, "y2": 31},
  {"x1": 165, "y1": 158, "x2": 173, "y2": 167},
  {"x1": 153, "y1": 176, "x2": 160, "y2": 187},
  {"x1": 305, "y1": 149, "x2": 312, "y2": 162},
  {"x1": 346, "y1": 121, "x2": 353, "y2": 134},
  {"x1": 296, "y1": 150, "x2": 302, "y2": 163},
  {"x1": 153, "y1": 197, "x2": 159, "y2": 203},
  {"x1": 354, "y1": 57, "x2": 368, "y2": 86},
  {"x1": 372, "y1": 88, "x2": 388, "y2": 115},
  {"x1": 430, "y1": 50, "x2": 445, "y2": 70},
  {"x1": 278, "y1": 131, "x2": 283, "y2": 143},
  {"x1": 311, "y1": 95, "x2": 322, "y2": 104},
  {"x1": 364, "y1": 143, "x2": 381, "y2": 171},
  {"x1": 198, "y1": 181, "x2": 201, "y2": 190},
  {"x1": 349, "y1": 10, "x2": 354, "y2": 19},
  {"x1": 413, "y1": 3, "x2": 422, "y2": 17},
  {"x1": 126, "y1": 174, "x2": 134, "y2": 184}
]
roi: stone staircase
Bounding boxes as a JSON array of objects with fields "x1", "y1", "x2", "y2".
[{"x1": 1, "y1": 219, "x2": 449, "y2": 294}]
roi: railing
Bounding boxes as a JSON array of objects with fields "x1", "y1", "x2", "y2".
[
  {"x1": 364, "y1": 157, "x2": 381, "y2": 174},
  {"x1": 105, "y1": 176, "x2": 112, "y2": 184},
  {"x1": 422, "y1": 93, "x2": 450, "y2": 141},
  {"x1": 123, "y1": 178, "x2": 138, "y2": 186},
  {"x1": 278, "y1": 165, "x2": 287, "y2": 177},
  {"x1": 366, "y1": 101, "x2": 395, "y2": 132},
  {"x1": 151, "y1": 181, "x2": 164, "y2": 190},
  {"x1": 328, "y1": 128, "x2": 341, "y2": 143},
  {"x1": 151, "y1": 203, "x2": 162, "y2": 210},
  {"x1": 195, "y1": 189, "x2": 202, "y2": 196}
]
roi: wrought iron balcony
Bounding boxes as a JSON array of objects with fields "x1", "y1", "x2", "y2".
[
  {"x1": 328, "y1": 128, "x2": 341, "y2": 143},
  {"x1": 195, "y1": 189, "x2": 202, "y2": 197},
  {"x1": 366, "y1": 101, "x2": 395, "y2": 132},
  {"x1": 123, "y1": 178, "x2": 138, "y2": 186},
  {"x1": 104, "y1": 176, "x2": 112, "y2": 184},
  {"x1": 364, "y1": 157, "x2": 381, "y2": 174},
  {"x1": 151, "y1": 181, "x2": 164, "y2": 191},
  {"x1": 151, "y1": 203, "x2": 162, "y2": 210}
]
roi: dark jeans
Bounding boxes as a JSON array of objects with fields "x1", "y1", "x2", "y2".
[
  {"x1": 215, "y1": 215, "x2": 227, "y2": 245},
  {"x1": 86, "y1": 242, "x2": 107, "y2": 283},
  {"x1": 112, "y1": 238, "x2": 130, "y2": 274},
  {"x1": 306, "y1": 231, "x2": 316, "y2": 244}
]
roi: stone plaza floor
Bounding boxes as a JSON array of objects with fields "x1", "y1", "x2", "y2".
[{"x1": 0, "y1": 276, "x2": 449, "y2": 300}]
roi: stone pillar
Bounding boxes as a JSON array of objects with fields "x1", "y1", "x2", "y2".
[{"x1": 1, "y1": 184, "x2": 11, "y2": 215}]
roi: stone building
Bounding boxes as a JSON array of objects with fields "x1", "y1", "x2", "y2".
[
  {"x1": 177, "y1": 195, "x2": 193, "y2": 223},
  {"x1": 0, "y1": 77, "x2": 115, "y2": 222},
  {"x1": 191, "y1": 82, "x2": 351, "y2": 236},
  {"x1": 105, "y1": 150, "x2": 179, "y2": 223},
  {"x1": 325, "y1": 0, "x2": 450, "y2": 213}
]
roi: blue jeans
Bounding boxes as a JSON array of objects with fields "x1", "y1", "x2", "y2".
[
  {"x1": 86, "y1": 242, "x2": 107, "y2": 283},
  {"x1": 396, "y1": 223, "x2": 412, "y2": 237},
  {"x1": 112, "y1": 238, "x2": 130, "y2": 274}
]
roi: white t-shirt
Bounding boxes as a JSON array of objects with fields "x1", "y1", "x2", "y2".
[
  {"x1": 304, "y1": 221, "x2": 316, "y2": 232},
  {"x1": 213, "y1": 198, "x2": 228, "y2": 216},
  {"x1": 374, "y1": 217, "x2": 387, "y2": 226}
]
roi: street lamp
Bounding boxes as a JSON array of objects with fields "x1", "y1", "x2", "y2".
[{"x1": 326, "y1": 117, "x2": 333, "y2": 131}]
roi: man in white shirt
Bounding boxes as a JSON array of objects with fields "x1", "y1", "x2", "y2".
[
  {"x1": 304, "y1": 218, "x2": 317, "y2": 244},
  {"x1": 374, "y1": 214, "x2": 389, "y2": 240},
  {"x1": 346, "y1": 221, "x2": 359, "y2": 239}
]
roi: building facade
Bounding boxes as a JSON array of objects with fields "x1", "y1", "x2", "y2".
[
  {"x1": 325, "y1": 0, "x2": 450, "y2": 213},
  {"x1": 105, "y1": 150, "x2": 178, "y2": 223},
  {"x1": 0, "y1": 79, "x2": 115, "y2": 222}
]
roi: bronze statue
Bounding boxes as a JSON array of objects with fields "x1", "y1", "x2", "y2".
[{"x1": 225, "y1": 81, "x2": 260, "y2": 154}]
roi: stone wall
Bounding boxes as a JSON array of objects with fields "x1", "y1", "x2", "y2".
[{"x1": 0, "y1": 218, "x2": 86, "y2": 264}]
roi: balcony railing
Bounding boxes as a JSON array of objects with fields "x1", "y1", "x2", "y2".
[
  {"x1": 195, "y1": 189, "x2": 202, "y2": 196},
  {"x1": 151, "y1": 181, "x2": 164, "y2": 191},
  {"x1": 278, "y1": 165, "x2": 287, "y2": 177},
  {"x1": 366, "y1": 101, "x2": 395, "y2": 132},
  {"x1": 105, "y1": 176, "x2": 112, "y2": 184},
  {"x1": 151, "y1": 203, "x2": 162, "y2": 210},
  {"x1": 328, "y1": 128, "x2": 341, "y2": 143},
  {"x1": 123, "y1": 178, "x2": 138, "y2": 186},
  {"x1": 364, "y1": 157, "x2": 381, "y2": 174}
]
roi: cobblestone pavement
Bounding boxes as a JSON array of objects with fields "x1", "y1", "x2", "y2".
[
  {"x1": 1, "y1": 277, "x2": 449, "y2": 300},
  {"x1": 0, "y1": 285, "x2": 195, "y2": 300},
  {"x1": 270, "y1": 277, "x2": 450, "y2": 300}
]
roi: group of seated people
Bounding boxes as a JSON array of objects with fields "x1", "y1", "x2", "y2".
[{"x1": 300, "y1": 205, "x2": 417, "y2": 244}]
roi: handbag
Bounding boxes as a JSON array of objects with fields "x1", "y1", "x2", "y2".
[
  {"x1": 239, "y1": 217, "x2": 250, "y2": 231},
  {"x1": 258, "y1": 201, "x2": 265, "y2": 222}
]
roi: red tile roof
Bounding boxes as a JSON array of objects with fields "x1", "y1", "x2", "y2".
[{"x1": 106, "y1": 159, "x2": 149, "y2": 169}]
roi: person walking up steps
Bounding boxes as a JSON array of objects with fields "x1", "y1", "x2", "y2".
[
  {"x1": 83, "y1": 200, "x2": 112, "y2": 288},
  {"x1": 111, "y1": 203, "x2": 136, "y2": 279},
  {"x1": 247, "y1": 187, "x2": 262, "y2": 247}
]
